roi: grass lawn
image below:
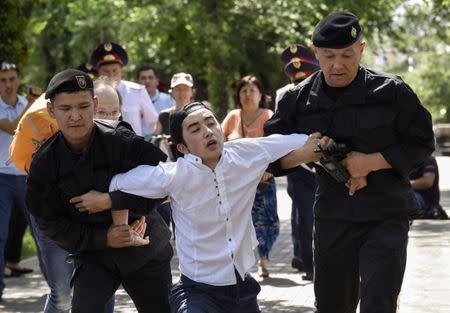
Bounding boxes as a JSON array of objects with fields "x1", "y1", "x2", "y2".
[{"x1": 21, "y1": 227, "x2": 37, "y2": 259}]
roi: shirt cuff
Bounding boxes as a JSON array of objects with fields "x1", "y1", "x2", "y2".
[{"x1": 109, "y1": 174, "x2": 120, "y2": 192}]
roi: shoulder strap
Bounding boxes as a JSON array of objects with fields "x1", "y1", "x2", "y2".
[{"x1": 239, "y1": 110, "x2": 246, "y2": 138}]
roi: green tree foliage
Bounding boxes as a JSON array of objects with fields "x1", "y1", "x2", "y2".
[
  {"x1": 380, "y1": 0, "x2": 450, "y2": 121},
  {"x1": 0, "y1": 0, "x2": 33, "y2": 72},
  {"x1": 7, "y1": 0, "x2": 448, "y2": 121}
]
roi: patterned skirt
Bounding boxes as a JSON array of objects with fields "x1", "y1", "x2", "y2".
[{"x1": 251, "y1": 177, "x2": 279, "y2": 259}]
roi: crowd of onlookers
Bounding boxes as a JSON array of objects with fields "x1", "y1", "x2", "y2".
[
  {"x1": 0, "y1": 40, "x2": 320, "y2": 309},
  {"x1": 0, "y1": 10, "x2": 447, "y2": 312}
]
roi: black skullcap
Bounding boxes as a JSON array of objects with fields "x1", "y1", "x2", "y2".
[
  {"x1": 312, "y1": 12, "x2": 362, "y2": 49},
  {"x1": 45, "y1": 69, "x2": 93, "y2": 99},
  {"x1": 90, "y1": 42, "x2": 128, "y2": 69},
  {"x1": 169, "y1": 102, "x2": 213, "y2": 144}
]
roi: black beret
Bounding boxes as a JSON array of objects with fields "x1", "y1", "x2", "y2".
[
  {"x1": 45, "y1": 69, "x2": 93, "y2": 99},
  {"x1": 169, "y1": 102, "x2": 213, "y2": 144},
  {"x1": 90, "y1": 42, "x2": 128, "y2": 69},
  {"x1": 280, "y1": 44, "x2": 317, "y2": 65},
  {"x1": 312, "y1": 12, "x2": 362, "y2": 49}
]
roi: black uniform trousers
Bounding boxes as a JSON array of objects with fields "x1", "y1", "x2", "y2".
[
  {"x1": 71, "y1": 251, "x2": 172, "y2": 313},
  {"x1": 287, "y1": 169, "x2": 315, "y2": 275},
  {"x1": 314, "y1": 216, "x2": 409, "y2": 313}
]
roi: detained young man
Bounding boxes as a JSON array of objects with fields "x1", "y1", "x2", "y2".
[{"x1": 76, "y1": 102, "x2": 331, "y2": 313}]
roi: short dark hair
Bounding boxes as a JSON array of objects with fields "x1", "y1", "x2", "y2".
[
  {"x1": 137, "y1": 65, "x2": 159, "y2": 79},
  {"x1": 0, "y1": 61, "x2": 20, "y2": 75},
  {"x1": 235, "y1": 75, "x2": 267, "y2": 109}
]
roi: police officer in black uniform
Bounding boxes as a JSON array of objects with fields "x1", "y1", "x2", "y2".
[
  {"x1": 26, "y1": 69, "x2": 173, "y2": 313},
  {"x1": 276, "y1": 44, "x2": 320, "y2": 281},
  {"x1": 265, "y1": 12, "x2": 435, "y2": 313}
]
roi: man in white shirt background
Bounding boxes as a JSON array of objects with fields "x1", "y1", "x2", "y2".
[
  {"x1": 137, "y1": 65, "x2": 175, "y2": 114},
  {"x1": 90, "y1": 42, "x2": 158, "y2": 138},
  {"x1": 0, "y1": 61, "x2": 32, "y2": 302},
  {"x1": 73, "y1": 102, "x2": 332, "y2": 313}
]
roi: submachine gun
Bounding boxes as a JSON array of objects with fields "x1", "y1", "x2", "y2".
[{"x1": 315, "y1": 143, "x2": 351, "y2": 183}]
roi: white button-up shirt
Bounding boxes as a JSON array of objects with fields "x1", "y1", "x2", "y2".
[
  {"x1": 0, "y1": 95, "x2": 27, "y2": 175},
  {"x1": 117, "y1": 80, "x2": 158, "y2": 137},
  {"x1": 110, "y1": 133, "x2": 308, "y2": 286}
]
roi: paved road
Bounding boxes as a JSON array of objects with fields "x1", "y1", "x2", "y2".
[{"x1": 2, "y1": 158, "x2": 450, "y2": 312}]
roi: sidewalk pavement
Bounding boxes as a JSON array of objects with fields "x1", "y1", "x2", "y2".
[{"x1": 2, "y1": 167, "x2": 450, "y2": 312}]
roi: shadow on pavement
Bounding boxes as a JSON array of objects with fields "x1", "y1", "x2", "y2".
[
  {"x1": 1, "y1": 295, "x2": 47, "y2": 313},
  {"x1": 260, "y1": 300, "x2": 316, "y2": 313},
  {"x1": 259, "y1": 276, "x2": 299, "y2": 287}
]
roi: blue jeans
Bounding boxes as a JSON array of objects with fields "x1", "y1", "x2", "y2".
[
  {"x1": 157, "y1": 202, "x2": 172, "y2": 227},
  {"x1": 413, "y1": 192, "x2": 426, "y2": 209},
  {"x1": 29, "y1": 216, "x2": 115, "y2": 313},
  {"x1": 0, "y1": 173, "x2": 27, "y2": 294},
  {"x1": 170, "y1": 271, "x2": 261, "y2": 313}
]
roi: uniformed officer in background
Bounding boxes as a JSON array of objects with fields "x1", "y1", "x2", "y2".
[
  {"x1": 265, "y1": 11, "x2": 435, "y2": 313},
  {"x1": 275, "y1": 44, "x2": 320, "y2": 109},
  {"x1": 77, "y1": 62, "x2": 98, "y2": 80},
  {"x1": 275, "y1": 44, "x2": 320, "y2": 281},
  {"x1": 90, "y1": 42, "x2": 158, "y2": 138}
]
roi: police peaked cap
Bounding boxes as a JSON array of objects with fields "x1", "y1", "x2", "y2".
[
  {"x1": 77, "y1": 62, "x2": 98, "y2": 79},
  {"x1": 284, "y1": 58, "x2": 320, "y2": 82},
  {"x1": 280, "y1": 44, "x2": 317, "y2": 65},
  {"x1": 45, "y1": 69, "x2": 93, "y2": 99},
  {"x1": 280, "y1": 44, "x2": 320, "y2": 81},
  {"x1": 90, "y1": 42, "x2": 129, "y2": 68},
  {"x1": 312, "y1": 12, "x2": 363, "y2": 49}
]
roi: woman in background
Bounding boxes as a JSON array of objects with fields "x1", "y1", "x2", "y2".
[{"x1": 221, "y1": 75, "x2": 278, "y2": 278}]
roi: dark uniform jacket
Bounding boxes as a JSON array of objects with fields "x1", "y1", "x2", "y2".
[
  {"x1": 265, "y1": 66, "x2": 435, "y2": 221},
  {"x1": 26, "y1": 120, "x2": 173, "y2": 272}
]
